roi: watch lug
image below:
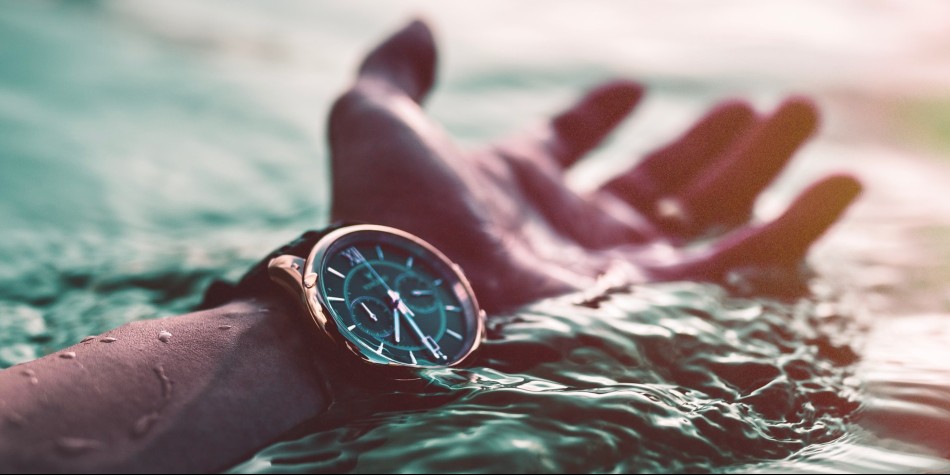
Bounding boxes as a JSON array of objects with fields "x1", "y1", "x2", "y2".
[{"x1": 267, "y1": 255, "x2": 308, "y2": 297}]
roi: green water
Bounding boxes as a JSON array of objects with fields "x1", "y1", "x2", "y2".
[
  {"x1": 3, "y1": 1, "x2": 950, "y2": 473},
  {"x1": 231, "y1": 283, "x2": 860, "y2": 473}
]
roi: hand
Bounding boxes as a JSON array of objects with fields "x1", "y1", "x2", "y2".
[
  {"x1": 359, "y1": 301, "x2": 378, "y2": 322},
  {"x1": 328, "y1": 20, "x2": 861, "y2": 312}
]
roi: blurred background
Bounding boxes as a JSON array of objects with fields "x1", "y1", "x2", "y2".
[{"x1": 2, "y1": 0, "x2": 950, "y2": 471}]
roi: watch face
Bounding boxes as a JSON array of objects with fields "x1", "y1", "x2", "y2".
[{"x1": 310, "y1": 225, "x2": 482, "y2": 368}]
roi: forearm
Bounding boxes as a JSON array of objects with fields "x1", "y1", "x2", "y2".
[{"x1": 0, "y1": 298, "x2": 329, "y2": 473}]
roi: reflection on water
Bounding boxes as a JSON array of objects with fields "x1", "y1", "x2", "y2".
[
  {"x1": 232, "y1": 283, "x2": 863, "y2": 473},
  {"x1": 2, "y1": 1, "x2": 950, "y2": 473}
]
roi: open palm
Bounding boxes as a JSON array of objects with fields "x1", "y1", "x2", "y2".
[{"x1": 328, "y1": 21, "x2": 861, "y2": 312}]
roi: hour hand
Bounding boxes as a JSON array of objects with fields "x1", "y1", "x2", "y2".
[{"x1": 393, "y1": 307, "x2": 400, "y2": 343}]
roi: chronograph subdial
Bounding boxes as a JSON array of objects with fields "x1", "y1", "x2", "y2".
[
  {"x1": 395, "y1": 272, "x2": 440, "y2": 313},
  {"x1": 348, "y1": 296, "x2": 393, "y2": 339}
]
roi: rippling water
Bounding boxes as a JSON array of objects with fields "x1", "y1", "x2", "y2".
[
  {"x1": 230, "y1": 283, "x2": 863, "y2": 473},
  {"x1": 3, "y1": 1, "x2": 950, "y2": 472}
]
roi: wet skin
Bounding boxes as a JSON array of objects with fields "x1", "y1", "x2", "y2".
[
  {"x1": 0, "y1": 19, "x2": 860, "y2": 473},
  {"x1": 331, "y1": 21, "x2": 861, "y2": 312}
]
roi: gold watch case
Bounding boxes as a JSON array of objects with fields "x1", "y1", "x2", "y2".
[{"x1": 267, "y1": 224, "x2": 485, "y2": 379}]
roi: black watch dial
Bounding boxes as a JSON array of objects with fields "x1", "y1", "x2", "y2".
[{"x1": 312, "y1": 226, "x2": 481, "y2": 367}]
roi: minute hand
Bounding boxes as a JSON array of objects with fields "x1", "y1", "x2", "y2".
[
  {"x1": 387, "y1": 289, "x2": 444, "y2": 360},
  {"x1": 352, "y1": 248, "x2": 442, "y2": 360},
  {"x1": 352, "y1": 248, "x2": 416, "y2": 319},
  {"x1": 351, "y1": 248, "x2": 396, "y2": 294}
]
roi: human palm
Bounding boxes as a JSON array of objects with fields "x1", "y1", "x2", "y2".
[{"x1": 328, "y1": 21, "x2": 860, "y2": 312}]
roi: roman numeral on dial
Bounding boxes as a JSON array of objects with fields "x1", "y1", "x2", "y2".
[{"x1": 342, "y1": 247, "x2": 366, "y2": 266}]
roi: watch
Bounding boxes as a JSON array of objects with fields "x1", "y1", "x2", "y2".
[{"x1": 210, "y1": 223, "x2": 485, "y2": 375}]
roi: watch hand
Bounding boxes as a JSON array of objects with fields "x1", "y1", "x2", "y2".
[
  {"x1": 388, "y1": 289, "x2": 444, "y2": 360},
  {"x1": 387, "y1": 289, "x2": 414, "y2": 317},
  {"x1": 404, "y1": 311, "x2": 443, "y2": 360},
  {"x1": 411, "y1": 290, "x2": 433, "y2": 296},
  {"x1": 350, "y1": 248, "x2": 395, "y2": 294},
  {"x1": 359, "y1": 301, "x2": 378, "y2": 322},
  {"x1": 394, "y1": 307, "x2": 400, "y2": 343}
]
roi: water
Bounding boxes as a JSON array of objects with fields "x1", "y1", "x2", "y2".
[
  {"x1": 2, "y1": 1, "x2": 950, "y2": 472},
  {"x1": 231, "y1": 284, "x2": 862, "y2": 473}
]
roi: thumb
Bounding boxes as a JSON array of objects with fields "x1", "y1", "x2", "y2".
[{"x1": 357, "y1": 19, "x2": 438, "y2": 104}]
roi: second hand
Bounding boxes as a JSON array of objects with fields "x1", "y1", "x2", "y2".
[{"x1": 351, "y1": 248, "x2": 438, "y2": 357}]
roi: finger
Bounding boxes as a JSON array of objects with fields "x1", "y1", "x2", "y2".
[
  {"x1": 602, "y1": 100, "x2": 756, "y2": 210},
  {"x1": 654, "y1": 174, "x2": 862, "y2": 280},
  {"x1": 507, "y1": 157, "x2": 647, "y2": 249},
  {"x1": 356, "y1": 19, "x2": 437, "y2": 104},
  {"x1": 549, "y1": 80, "x2": 644, "y2": 167},
  {"x1": 679, "y1": 97, "x2": 819, "y2": 229}
]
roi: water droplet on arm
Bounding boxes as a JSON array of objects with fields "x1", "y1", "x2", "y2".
[
  {"x1": 59, "y1": 352, "x2": 76, "y2": 359},
  {"x1": 218, "y1": 325, "x2": 232, "y2": 330},
  {"x1": 100, "y1": 337, "x2": 117, "y2": 343},
  {"x1": 154, "y1": 365, "x2": 173, "y2": 401},
  {"x1": 56, "y1": 437, "x2": 102, "y2": 456},
  {"x1": 6, "y1": 411, "x2": 27, "y2": 427},
  {"x1": 80, "y1": 336, "x2": 95, "y2": 343},
  {"x1": 20, "y1": 369, "x2": 38, "y2": 385},
  {"x1": 132, "y1": 412, "x2": 160, "y2": 438},
  {"x1": 158, "y1": 330, "x2": 172, "y2": 343}
]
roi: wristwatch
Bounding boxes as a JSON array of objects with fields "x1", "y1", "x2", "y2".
[{"x1": 205, "y1": 223, "x2": 485, "y2": 376}]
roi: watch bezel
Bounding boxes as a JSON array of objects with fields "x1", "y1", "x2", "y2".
[{"x1": 292, "y1": 224, "x2": 485, "y2": 377}]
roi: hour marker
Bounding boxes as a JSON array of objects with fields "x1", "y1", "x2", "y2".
[
  {"x1": 347, "y1": 325, "x2": 356, "y2": 331},
  {"x1": 409, "y1": 351, "x2": 417, "y2": 365},
  {"x1": 446, "y1": 329, "x2": 463, "y2": 340},
  {"x1": 445, "y1": 305, "x2": 460, "y2": 312},
  {"x1": 327, "y1": 267, "x2": 345, "y2": 279},
  {"x1": 433, "y1": 279, "x2": 442, "y2": 286},
  {"x1": 376, "y1": 245, "x2": 384, "y2": 260},
  {"x1": 342, "y1": 247, "x2": 365, "y2": 266},
  {"x1": 375, "y1": 342, "x2": 385, "y2": 355},
  {"x1": 327, "y1": 296, "x2": 345, "y2": 302},
  {"x1": 406, "y1": 256, "x2": 413, "y2": 268}
]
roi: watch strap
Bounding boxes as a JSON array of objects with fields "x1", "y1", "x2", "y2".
[{"x1": 198, "y1": 222, "x2": 352, "y2": 309}]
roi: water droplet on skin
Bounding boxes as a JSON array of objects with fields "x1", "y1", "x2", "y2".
[
  {"x1": 80, "y1": 336, "x2": 95, "y2": 343},
  {"x1": 19, "y1": 369, "x2": 38, "y2": 384},
  {"x1": 100, "y1": 337, "x2": 117, "y2": 343},
  {"x1": 154, "y1": 366, "x2": 173, "y2": 401},
  {"x1": 218, "y1": 325, "x2": 232, "y2": 330},
  {"x1": 59, "y1": 352, "x2": 76, "y2": 359},
  {"x1": 132, "y1": 412, "x2": 160, "y2": 438},
  {"x1": 56, "y1": 437, "x2": 102, "y2": 456},
  {"x1": 158, "y1": 330, "x2": 172, "y2": 343},
  {"x1": 7, "y1": 412, "x2": 26, "y2": 427}
]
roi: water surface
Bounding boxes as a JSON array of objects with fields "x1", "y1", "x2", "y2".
[{"x1": 2, "y1": 1, "x2": 950, "y2": 472}]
